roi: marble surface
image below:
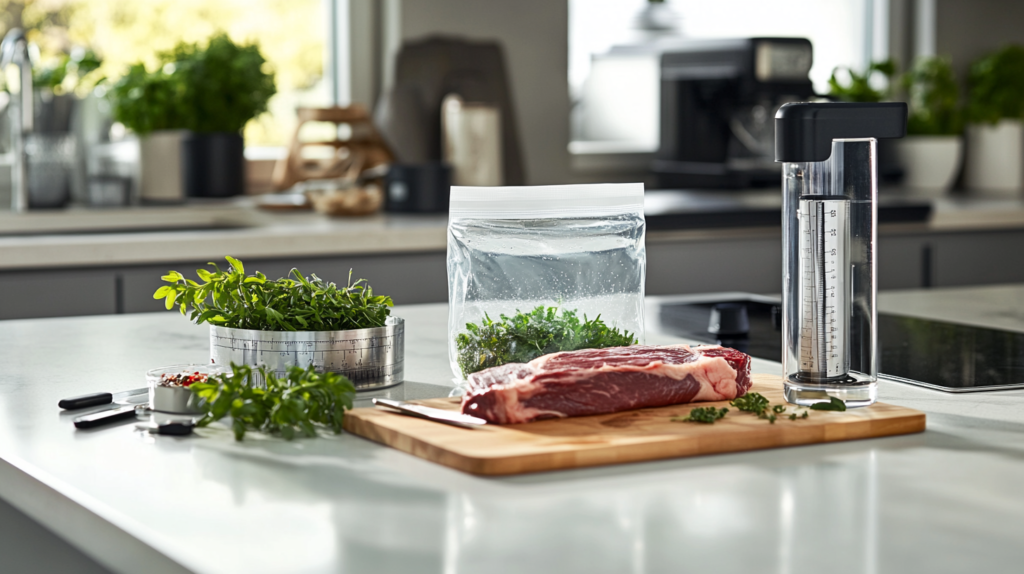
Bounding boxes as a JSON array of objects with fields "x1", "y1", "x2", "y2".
[
  {"x1": 4, "y1": 192, "x2": 1024, "y2": 271},
  {"x1": 2, "y1": 288, "x2": 1024, "y2": 573}
]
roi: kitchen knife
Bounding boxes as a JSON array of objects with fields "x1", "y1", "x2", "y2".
[
  {"x1": 59, "y1": 388, "x2": 148, "y2": 410},
  {"x1": 73, "y1": 405, "x2": 144, "y2": 429},
  {"x1": 373, "y1": 398, "x2": 487, "y2": 429}
]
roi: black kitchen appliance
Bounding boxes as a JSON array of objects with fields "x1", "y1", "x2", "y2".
[
  {"x1": 653, "y1": 37, "x2": 815, "y2": 189},
  {"x1": 384, "y1": 163, "x2": 452, "y2": 213},
  {"x1": 660, "y1": 296, "x2": 1024, "y2": 392}
]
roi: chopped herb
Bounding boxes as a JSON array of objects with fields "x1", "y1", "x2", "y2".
[
  {"x1": 730, "y1": 392, "x2": 771, "y2": 416},
  {"x1": 154, "y1": 256, "x2": 392, "y2": 331},
  {"x1": 455, "y1": 306, "x2": 637, "y2": 377},
  {"x1": 731, "y1": 391, "x2": 810, "y2": 423},
  {"x1": 673, "y1": 406, "x2": 729, "y2": 424},
  {"x1": 810, "y1": 396, "x2": 848, "y2": 411},
  {"x1": 189, "y1": 363, "x2": 356, "y2": 441}
]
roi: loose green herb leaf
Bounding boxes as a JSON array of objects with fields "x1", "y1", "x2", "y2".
[
  {"x1": 673, "y1": 406, "x2": 729, "y2": 424},
  {"x1": 154, "y1": 257, "x2": 392, "y2": 331},
  {"x1": 731, "y1": 392, "x2": 810, "y2": 424},
  {"x1": 730, "y1": 392, "x2": 771, "y2": 416},
  {"x1": 455, "y1": 306, "x2": 637, "y2": 376},
  {"x1": 810, "y1": 396, "x2": 848, "y2": 412},
  {"x1": 190, "y1": 363, "x2": 356, "y2": 441}
]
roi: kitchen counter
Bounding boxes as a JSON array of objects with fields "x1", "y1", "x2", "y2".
[
  {"x1": 3, "y1": 285, "x2": 1024, "y2": 573},
  {"x1": 2, "y1": 190, "x2": 1024, "y2": 272}
]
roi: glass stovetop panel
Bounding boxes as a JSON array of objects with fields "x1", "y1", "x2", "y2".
[{"x1": 659, "y1": 299, "x2": 1024, "y2": 392}]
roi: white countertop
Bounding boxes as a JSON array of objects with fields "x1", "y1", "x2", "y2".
[
  {"x1": 3, "y1": 286, "x2": 1024, "y2": 573},
  {"x1": 3, "y1": 193, "x2": 1024, "y2": 271}
]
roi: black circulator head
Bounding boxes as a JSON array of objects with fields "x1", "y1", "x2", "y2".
[{"x1": 775, "y1": 102, "x2": 907, "y2": 163}]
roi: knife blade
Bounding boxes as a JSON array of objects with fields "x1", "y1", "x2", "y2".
[
  {"x1": 73, "y1": 404, "x2": 144, "y2": 429},
  {"x1": 59, "y1": 387, "x2": 148, "y2": 410},
  {"x1": 373, "y1": 398, "x2": 487, "y2": 429}
]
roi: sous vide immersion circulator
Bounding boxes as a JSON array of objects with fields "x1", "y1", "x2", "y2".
[{"x1": 775, "y1": 102, "x2": 907, "y2": 407}]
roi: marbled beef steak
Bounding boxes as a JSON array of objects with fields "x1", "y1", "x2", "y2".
[{"x1": 461, "y1": 344, "x2": 752, "y2": 424}]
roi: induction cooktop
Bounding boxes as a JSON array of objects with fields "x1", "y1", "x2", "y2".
[{"x1": 659, "y1": 297, "x2": 1024, "y2": 392}]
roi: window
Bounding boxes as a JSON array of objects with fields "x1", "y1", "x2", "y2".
[
  {"x1": 569, "y1": 0, "x2": 886, "y2": 153},
  {"x1": 2, "y1": 0, "x2": 328, "y2": 146}
]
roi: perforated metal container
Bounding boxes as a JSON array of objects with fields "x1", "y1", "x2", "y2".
[{"x1": 209, "y1": 316, "x2": 405, "y2": 391}]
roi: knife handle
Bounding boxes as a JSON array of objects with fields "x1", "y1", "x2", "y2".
[
  {"x1": 74, "y1": 406, "x2": 137, "y2": 429},
  {"x1": 59, "y1": 392, "x2": 113, "y2": 410}
]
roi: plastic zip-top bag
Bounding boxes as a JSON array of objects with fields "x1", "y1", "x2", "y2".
[{"x1": 447, "y1": 183, "x2": 646, "y2": 382}]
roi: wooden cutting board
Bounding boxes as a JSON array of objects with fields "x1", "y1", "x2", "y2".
[{"x1": 343, "y1": 374, "x2": 926, "y2": 476}]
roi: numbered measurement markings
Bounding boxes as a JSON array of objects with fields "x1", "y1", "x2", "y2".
[
  {"x1": 796, "y1": 197, "x2": 851, "y2": 381},
  {"x1": 209, "y1": 317, "x2": 405, "y2": 390}
]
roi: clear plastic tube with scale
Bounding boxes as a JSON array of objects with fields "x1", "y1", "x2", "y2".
[{"x1": 775, "y1": 102, "x2": 907, "y2": 407}]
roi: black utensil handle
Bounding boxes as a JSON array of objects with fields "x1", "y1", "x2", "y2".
[
  {"x1": 59, "y1": 392, "x2": 113, "y2": 410},
  {"x1": 74, "y1": 406, "x2": 137, "y2": 429}
]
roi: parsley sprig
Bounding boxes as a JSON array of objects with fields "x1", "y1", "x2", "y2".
[
  {"x1": 730, "y1": 392, "x2": 811, "y2": 423},
  {"x1": 154, "y1": 256, "x2": 393, "y2": 331},
  {"x1": 189, "y1": 363, "x2": 356, "y2": 441},
  {"x1": 673, "y1": 392, "x2": 816, "y2": 425},
  {"x1": 455, "y1": 306, "x2": 637, "y2": 377},
  {"x1": 672, "y1": 406, "x2": 729, "y2": 424}
]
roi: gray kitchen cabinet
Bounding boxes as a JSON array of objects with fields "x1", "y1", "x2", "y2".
[
  {"x1": 646, "y1": 234, "x2": 781, "y2": 296},
  {"x1": 116, "y1": 251, "x2": 449, "y2": 314},
  {"x1": 0, "y1": 269, "x2": 117, "y2": 320},
  {"x1": 2, "y1": 228, "x2": 1023, "y2": 320},
  {"x1": 931, "y1": 230, "x2": 1024, "y2": 287},
  {"x1": 878, "y1": 234, "x2": 929, "y2": 290}
]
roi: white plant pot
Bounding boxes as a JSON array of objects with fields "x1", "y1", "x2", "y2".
[
  {"x1": 963, "y1": 120, "x2": 1024, "y2": 195},
  {"x1": 891, "y1": 135, "x2": 963, "y2": 194},
  {"x1": 139, "y1": 129, "x2": 188, "y2": 203}
]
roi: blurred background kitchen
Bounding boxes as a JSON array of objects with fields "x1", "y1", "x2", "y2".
[{"x1": 2, "y1": 0, "x2": 1024, "y2": 320}]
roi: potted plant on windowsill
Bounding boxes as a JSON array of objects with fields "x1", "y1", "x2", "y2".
[
  {"x1": 110, "y1": 33, "x2": 276, "y2": 200},
  {"x1": 963, "y1": 44, "x2": 1024, "y2": 195},
  {"x1": 890, "y1": 56, "x2": 964, "y2": 194},
  {"x1": 828, "y1": 59, "x2": 904, "y2": 182}
]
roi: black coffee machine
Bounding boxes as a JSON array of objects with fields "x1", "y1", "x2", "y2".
[{"x1": 653, "y1": 37, "x2": 815, "y2": 189}]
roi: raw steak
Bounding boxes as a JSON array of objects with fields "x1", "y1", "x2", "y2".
[{"x1": 461, "y1": 344, "x2": 752, "y2": 424}]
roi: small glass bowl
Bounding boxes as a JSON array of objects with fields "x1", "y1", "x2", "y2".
[{"x1": 146, "y1": 364, "x2": 228, "y2": 414}]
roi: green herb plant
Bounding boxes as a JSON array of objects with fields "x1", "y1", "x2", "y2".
[
  {"x1": 455, "y1": 306, "x2": 638, "y2": 377},
  {"x1": 901, "y1": 56, "x2": 963, "y2": 135},
  {"x1": 111, "y1": 32, "x2": 276, "y2": 135},
  {"x1": 967, "y1": 44, "x2": 1024, "y2": 125},
  {"x1": 673, "y1": 406, "x2": 728, "y2": 424},
  {"x1": 190, "y1": 363, "x2": 356, "y2": 441},
  {"x1": 154, "y1": 256, "x2": 393, "y2": 331},
  {"x1": 828, "y1": 59, "x2": 897, "y2": 103}
]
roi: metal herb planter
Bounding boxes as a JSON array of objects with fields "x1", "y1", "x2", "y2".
[{"x1": 210, "y1": 317, "x2": 404, "y2": 391}]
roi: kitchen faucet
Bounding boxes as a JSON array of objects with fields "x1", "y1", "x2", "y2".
[{"x1": 1, "y1": 28, "x2": 33, "y2": 213}]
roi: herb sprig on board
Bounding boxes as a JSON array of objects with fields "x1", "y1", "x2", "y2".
[
  {"x1": 189, "y1": 363, "x2": 356, "y2": 441},
  {"x1": 153, "y1": 256, "x2": 392, "y2": 331},
  {"x1": 730, "y1": 392, "x2": 811, "y2": 424},
  {"x1": 674, "y1": 392, "x2": 813, "y2": 425},
  {"x1": 672, "y1": 406, "x2": 729, "y2": 424},
  {"x1": 810, "y1": 396, "x2": 848, "y2": 412},
  {"x1": 455, "y1": 306, "x2": 638, "y2": 377}
]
